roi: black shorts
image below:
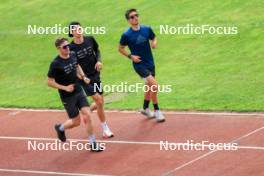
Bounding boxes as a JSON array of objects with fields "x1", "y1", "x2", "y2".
[
  {"x1": 61, "y1": 91, "x2": 89, "y2": 119},
  {"x1": 80, "y1": 80, "x2": 103, "y2": 96},
  {"x1": 134, "y1": 66, "x2": 155, "y2": 78}
]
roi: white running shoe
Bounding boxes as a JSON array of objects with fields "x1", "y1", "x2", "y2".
[
  {"x1": 140, "y1": 108, "x2": 155, "y2": 119},
  {"x1": 103, "y1": 128, "x2": 114, "y2": 139},
  {"x1": 154, "y1": 110, "x2": 165, "y2": 123}
]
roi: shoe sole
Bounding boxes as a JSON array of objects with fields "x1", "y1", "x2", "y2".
[
  {"x1": 90, "y1": 143, "x2": 105, "y2": 152},
  {"x1": 157, "y1": 119, "x2": 166, "y2": 123},
  {"x1": 90, "y1": 149, "x2": 104, "y2": 152},
  {"x1": 103, "y1": 134, "x2": 114, "y2": 139}
]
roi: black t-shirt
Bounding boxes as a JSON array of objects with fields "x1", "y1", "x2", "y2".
[
  {"x1": 69, "y1": 36, "x2": 100, "y2": 82},
  {"x1": 47, "y1": 53, "x2": 82, "y2": 99}
]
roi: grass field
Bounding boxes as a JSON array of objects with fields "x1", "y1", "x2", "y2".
[{"x1": 0, "y1": 0, "x2": 263, "y2": 111}]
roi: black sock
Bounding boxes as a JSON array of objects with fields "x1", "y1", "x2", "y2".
[
  {"x1": 143, "y1": 100, "x2": 150, "y2": 109},
  {"x1": 153, "y1": 103, "x2": 159, "y2": 110}
]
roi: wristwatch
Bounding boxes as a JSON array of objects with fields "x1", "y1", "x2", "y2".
[{"x1": 83, "y1": 77, "x2": 89, "y2": 81}]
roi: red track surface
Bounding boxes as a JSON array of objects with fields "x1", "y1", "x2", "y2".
[{"x1": 0, "y1": 109, "x2": 264, "y2": 176}]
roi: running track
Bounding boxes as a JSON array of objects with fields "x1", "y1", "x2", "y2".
[{"x1": 0, "y1": 108, "x2": 264, "y2": 176}]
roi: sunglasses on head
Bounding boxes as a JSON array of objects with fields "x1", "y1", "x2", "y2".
[
  {"x1": 129, "y1": 14, "x2": 139, "y2": 19},
  {"x1": 61, "y1": 44, "x2": 69, "y2": 49}
]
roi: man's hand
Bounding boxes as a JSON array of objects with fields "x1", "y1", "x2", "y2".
[
  {"x1": 64, "y1": 84, "x2": 75, "y2": 92},
  {"x1": 83, "y1": 77, "x2": 90, "y2": 84},
  {"x1": 95, "y1": 61, "x2": 102, "y2": 71},
  {"x1": 131, "y1": 55, "x2": 142, "y2": 63}
]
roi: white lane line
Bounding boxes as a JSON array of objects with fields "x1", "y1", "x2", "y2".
[
  {"x1": 0, "y1": 136, "x2": 160, "y2": 145},
  {"x1": 1, "y1": 107, "x2": 264, "y2": 117},
  {"x1": 8, "y1": 111, "x2": 21, "y2": 116},
  {"x1": 162, "y1": 126, "x2": 264, "y2": 176},
  {"x1": 0, "y1": 136, "x2": 263, "y2": 150},
  {"x1": 238, "y1": 146, "x2": 264, "y2": 150},
  {"x1": 163, "y1": 150, "x2": 217, "y2": 176},
  {"x1": 231, "y1": 126, "x2": 264, "y2": 143},
  {"x1": 0, "y1": 168, "x2": 109, "y2": 176}
]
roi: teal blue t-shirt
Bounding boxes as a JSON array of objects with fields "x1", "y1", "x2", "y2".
[{"x1": 120, "y1": 25, "x2": 156, "y2": 69}]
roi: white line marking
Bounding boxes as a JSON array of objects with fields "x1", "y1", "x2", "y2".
[
  {"x1": 162, "y1": 126, "x2": 264, "y2": 176},
  {"x1": 1, "y1": 107, "x2": 264, "y2": 117},
  {"x1": 0, "y1": 168, "x2": 109, "y2": 176},
  {"x1": 0, "y1": 136, "x2": 263, "y2": 150},
  {"x1": 0, "y1": 136, "x2": 160, "y2": 145},
  {"x1": 163, "y1": 150, "x2": 217, "y2": 176},
  {"x1": 231, "y1": 126, "x2": 264, "y2": 143},
  {"x1": 238, "y1": 145, "x2": 264, "y2": 150},
  {"x1": 8, "y1": 111, "x2": 21, "y2": 116}
]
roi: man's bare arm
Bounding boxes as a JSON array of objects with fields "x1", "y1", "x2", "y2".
[
  {"x1": 76, "y1": 65, "x2": 84, "y2": 80},
  {"x1": 150, "y1": 37, "x2": 157, "y2": 49},
  {"x1": 118, "y1": 45, "x2": 130, "y2": 58},
  {"x1": 118, "y1": 45, "x2": 141, "y2": 63},
  {"x1": 77, "y1": 65, "x2": 90, "y2": 84}
]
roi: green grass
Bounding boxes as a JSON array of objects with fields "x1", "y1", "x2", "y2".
[{"x1": 0, "y1": 0, "x2": 263, "y2": 111}]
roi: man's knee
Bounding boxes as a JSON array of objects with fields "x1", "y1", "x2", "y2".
[
  {"x1": 151, "y1": 83, "x2": 159, "y2": 92},
  {"x1": 81, "y1": 107, "x2": 91, "y2": 117},
  {"x1": 94, "y1": 94, "x2": 104, "y2": 107},
  {"x1": 146, "y1": 76, "x2": 158, "y2": 92},
  {"x1": 81, "y1": 107, "x2": 92, "y2": 123}
]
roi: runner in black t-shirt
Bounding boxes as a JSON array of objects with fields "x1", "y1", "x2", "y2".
[
  {"x1": 47, "y1": 37, "x2": 104, "y2": 152},
  {"x1": 68, "y1": 22, "x2": 114, "y2": 138}
]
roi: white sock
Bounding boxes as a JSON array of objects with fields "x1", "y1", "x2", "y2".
[
  {"x1": 88, "y1": 134, "x2": 96, "y2": 144},
  {"x1": 101, "y1": 122, "x2": 109, "y2": 132},
  {"x1": 59, "y1": 124, "x2": 64, "y2": 131}
]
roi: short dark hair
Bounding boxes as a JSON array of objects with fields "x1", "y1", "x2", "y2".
[
  {"x1": 125, "y1": 8, "x2": 137, "y2": 20},
  {"x1": 68, "y1": 21, "x2": 81, "y2": 37},
  {"x1": 55, "y1": 37, "x2": 68, "y2": 48}
]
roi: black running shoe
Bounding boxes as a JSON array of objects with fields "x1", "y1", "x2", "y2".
[
  {"x1": 54, "y1": 124, "x2": 66, "y2": 142},
  {"x1": 90, "y1": 142, "x2": 105, "y2": 152}
]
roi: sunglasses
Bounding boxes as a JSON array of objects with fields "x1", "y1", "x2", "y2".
[
  {"x1": 61, "y1": 44, "x2": 69, "y2": 49},
  {"x1": 129, "y1": 14, "x2": 139, "y2": 19}
]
